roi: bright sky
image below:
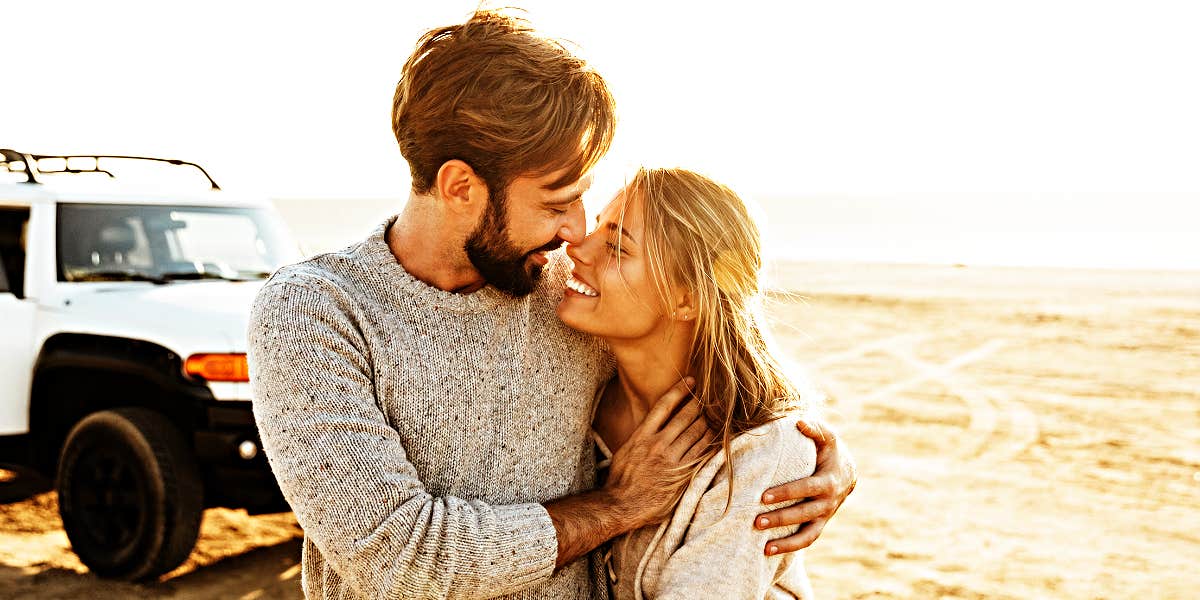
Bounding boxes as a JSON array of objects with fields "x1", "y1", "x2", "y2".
[{"x1": 4, "y1": 1, "x2": 1198, "y2": 267}]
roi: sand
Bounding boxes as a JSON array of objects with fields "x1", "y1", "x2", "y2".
[{"x1": 1, "y1": 261, "x2": 1196, "y2": 599}]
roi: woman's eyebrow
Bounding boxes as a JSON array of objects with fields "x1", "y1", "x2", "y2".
[{"x1": 604, "y1": 221, "x2": 635, "y2": 243}]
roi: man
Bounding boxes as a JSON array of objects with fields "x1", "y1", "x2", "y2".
[{"x1": 248, "y1": 10, "x2": 855, "y2": 599}]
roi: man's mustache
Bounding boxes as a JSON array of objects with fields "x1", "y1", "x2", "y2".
[{"x1": 531, "y1": 239, "x2": 564, "y2": 255}]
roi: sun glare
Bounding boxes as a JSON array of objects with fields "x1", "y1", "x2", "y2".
[{"x1": 3, "y1": 0, "x2": 1197, "y2": 269}]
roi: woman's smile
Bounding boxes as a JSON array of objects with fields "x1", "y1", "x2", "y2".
[
  {"x1": 565, "y1": 272, "x2": 600, "y2": 297},
  {"x1": 556, "y1": 189, "x2": 676, "y2": 343}
]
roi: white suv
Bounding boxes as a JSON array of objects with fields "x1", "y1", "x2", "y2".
[{"x1": 0, "y1": 149, "x2": 300, "y2": 580}]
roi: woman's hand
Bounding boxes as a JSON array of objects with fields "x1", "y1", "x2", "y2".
[
  {"x1": 602, "y1": 377, "x2": 716, "y2": 528},
  {"x1": 754, "y1": 418, "x2": 857, "y2": 555}
]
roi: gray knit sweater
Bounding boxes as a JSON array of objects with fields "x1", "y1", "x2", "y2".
[{"x1": 247, "y1": 216, "x2": 613, "y2": 599}]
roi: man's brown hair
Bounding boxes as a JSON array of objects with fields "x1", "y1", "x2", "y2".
[{"x1": 392, "y1": 10, "x2": 616, "y2": 196}]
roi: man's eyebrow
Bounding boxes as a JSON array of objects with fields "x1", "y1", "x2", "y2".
[
  {"x1": 545, "y1": 179, "x2": 592, "y2": 206},
  {"x1": 542, "y1": 173, "x2": 594, "y2": 194},
  {"x1": 604, "y1": 221, "x2": 635, "y2": 243},
  {"x1": 544, "y1": 194, "x2": 583, "y2": 207}
]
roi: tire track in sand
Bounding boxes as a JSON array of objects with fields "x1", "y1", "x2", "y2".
[
  {"x1": 887, "y1": 342, "x2": 1039, "y2": 465},
  {"x1": 808, "y1": 334, "x2": 932, "y2": 421}
]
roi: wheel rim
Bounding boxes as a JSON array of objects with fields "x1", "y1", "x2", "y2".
[{"x1": 67, "y1": 444, "x2": 149, "y2": 552}]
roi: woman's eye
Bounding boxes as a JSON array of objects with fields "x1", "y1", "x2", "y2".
[{"x1": 604, "y1": 241, "x2": 624, "y2": 256}]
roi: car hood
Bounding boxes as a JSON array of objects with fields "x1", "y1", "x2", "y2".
[{"x1": 52, "y1": 281, "x2": 265, "y2": 356}]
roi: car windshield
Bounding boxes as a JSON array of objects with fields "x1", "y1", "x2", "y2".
[{"x1": 58, "y1": 203, "x2": 301, "y2": 282}]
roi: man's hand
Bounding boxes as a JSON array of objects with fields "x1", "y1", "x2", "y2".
[
  {"x1": 603, "y1": 376, "x2": 715, "y2": 526},
  {"x1": 754, "y1": 418, "x2": 857, "y2": 555},
  {"x1": 544, "y1": 376, "x2": 715, "y2": 569}
]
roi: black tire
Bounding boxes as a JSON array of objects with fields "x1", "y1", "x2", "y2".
[{"x1": 55, "y1": 407, "x2": 204, "y2": 580}]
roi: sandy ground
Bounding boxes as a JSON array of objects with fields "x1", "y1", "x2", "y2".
[
  {"x1": 772, "y1": 263, "x2": 1200, "y2": 599},
  {"x1": 1, "y1": 262, "x2": 1196, "y2": 599}
]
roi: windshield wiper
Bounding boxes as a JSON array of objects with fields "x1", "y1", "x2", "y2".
[
  {"x1": 71, "y1": 270, "x2": 169, "y2": 284},
  {"x1": 158, "y1": 271, "x2": 236, "y2": 282},
  {"x1": 71, "y1": 269, "x2": 270, "y2": 284},
  {"x1": 158, "y1": 271, "x2": 270, "y2": 282}
]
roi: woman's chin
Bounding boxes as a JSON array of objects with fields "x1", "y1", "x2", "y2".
[{"x1": 556, "y1": 300, "x2": 596, "y2": 334}]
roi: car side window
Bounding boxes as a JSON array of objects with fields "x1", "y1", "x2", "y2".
[
  {"x1": 0, "y1": 249, "x2": 9, "y2": 293},
  {"x1": 0, "y1": 207, "x2": 30, "y2": 297}
]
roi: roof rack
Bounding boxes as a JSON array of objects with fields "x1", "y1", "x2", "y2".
[{"x1": 0, "y1": 148, "x2": 221, "y2": 190}]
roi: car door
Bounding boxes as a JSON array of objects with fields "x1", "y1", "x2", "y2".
[{"x1": 0, "y1": 207, "x2": 36, "y2": 435}]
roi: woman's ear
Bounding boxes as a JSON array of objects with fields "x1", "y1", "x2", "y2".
[
  {"x1": 672, "y1": 289, "x2": 696, "y2": 322},
  {"x1": 435, "y1": 159, "x2": 487, "y2": 217}
]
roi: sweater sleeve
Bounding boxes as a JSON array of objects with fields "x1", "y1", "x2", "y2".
[
  {"x1": 247, "y1": 276, "x2": 558, "y2": 599},
  {"x1": 647, "y1": 421, "x2": 817, "y2": 600}
]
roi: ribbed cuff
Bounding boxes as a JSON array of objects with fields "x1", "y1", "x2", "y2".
[{"x1": 488, "y1": 502, "x2": 559, "y2": 590}]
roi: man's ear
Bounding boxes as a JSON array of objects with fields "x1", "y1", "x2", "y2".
[{"x1": 435, "y1": 159, "x2": 487, "y2": 216}]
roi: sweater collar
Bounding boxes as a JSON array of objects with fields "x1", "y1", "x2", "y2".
[{"x1": 357, "y1": 215, "x2": 513, "y2": 313}]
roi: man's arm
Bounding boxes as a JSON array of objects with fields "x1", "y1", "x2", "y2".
[
  {"x1": 754, "y1": 419, "x2": 858, "y2": 555},
  {"x1": 545, "y1": 378, "x2": 714, "y2": 569},
  {"x1": 249, "y1": 276, "x2": 708, "y2": 596},
  {"x1": 648, "y1": 420, "x2": 817, "y2": 600},
  {"x1": 250, "y1": 278, "x2": 561, "y2": 598}
]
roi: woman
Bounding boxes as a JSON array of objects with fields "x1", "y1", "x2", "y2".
[{"x1": 557, "y1": 167, "x2": 818, "y2": 599}]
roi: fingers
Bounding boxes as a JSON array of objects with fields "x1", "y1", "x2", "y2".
[
  {"x1": 660, "y1": 394, "x2": 704, "y2": 440},
  {"x1": 681, "y1": 431, "x2": 716, "y2": 463},
  {"x1": 637, "y1": 377, "x2": 695, "y2": 433},
  {"x1": 755, "y1": 497, "x2": 834, "y2": 530},
  {"x1": 764, "y1": 517, "x2": 826, "y2": 555},
  {"x1": 761, "y1": 473, "x2": 833, "y2": 504},
  {"x1": 795, "y1": 419, "x2": 830, "y2": 446},
  {"x1": 797, "y1": 418, "x2": 858, "y2": 506},
  {"x1": 669, "y1": 417, "x2": 710, "y2": 460}
]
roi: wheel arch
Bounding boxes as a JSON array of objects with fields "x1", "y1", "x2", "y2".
[{"x1": 28, "y1": 333, "x2": 214, "y2": 475}]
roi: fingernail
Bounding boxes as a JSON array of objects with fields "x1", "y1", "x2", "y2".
[
  {"x1": 685, "y1": 376, "x2": 695, "y2": 385},
  {"x1": 763, "y1": 492, "x2": 775, "y2": 503},
  {"x1": 767, "y1": 544, "x2": 779, "y2": 555},
  {"x1": 757, "y1": 517, "x2": 770, "y2": 528}
]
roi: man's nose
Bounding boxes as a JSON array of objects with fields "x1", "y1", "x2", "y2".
[
  {"x1": 557, "y1": 202, "x2": 586, "y2": 245},
  {"x1": 565, "y1": 234, "x2": 592, "y2": 266}
]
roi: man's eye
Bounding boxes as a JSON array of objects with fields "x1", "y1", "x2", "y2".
[{"x1": 549, "y1": 207, "x2": 568, "y2": 215}]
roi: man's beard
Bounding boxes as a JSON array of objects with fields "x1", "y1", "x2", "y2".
[{"x1": 465, "y1": 189, "x2": 561, "y2": 297}]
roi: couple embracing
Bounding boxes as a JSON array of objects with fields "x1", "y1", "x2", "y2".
[{"x1": 248, "y1": 10, "x2": 856, "y2": 600}]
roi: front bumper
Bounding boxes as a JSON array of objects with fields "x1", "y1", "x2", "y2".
[{"x1": 194, "y1": 400, "x2": 287, "y2": 513}]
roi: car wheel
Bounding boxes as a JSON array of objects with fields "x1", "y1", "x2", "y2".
[{"x1": 55, "y1": 407, "x2": 203, "y2": 580}]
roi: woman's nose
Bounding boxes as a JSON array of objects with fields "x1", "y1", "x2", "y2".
[{"x1": 565, "y1": 235, "x2": 594, "y2": 265}]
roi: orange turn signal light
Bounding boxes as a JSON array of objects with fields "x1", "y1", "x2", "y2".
[{"x1": 185, "y1": 353, "x2": 249, "y2": 382}]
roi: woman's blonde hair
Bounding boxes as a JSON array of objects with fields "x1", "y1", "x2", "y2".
[{"x1": 621, "y1": 167, "x2": 810, "y2": 505}]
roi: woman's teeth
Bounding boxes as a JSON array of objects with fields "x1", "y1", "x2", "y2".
[{"x1": 566, "y1": 276, "x2": 599, "y2": 297}]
